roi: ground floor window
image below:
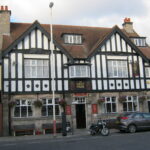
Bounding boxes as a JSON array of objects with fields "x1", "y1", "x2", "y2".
[
  {"x1": 123, "y1": 96, "x2": 139, "y2": 112},
  {"x1": 103, "y1": 97, "x2": 117, "y2": 113},
  {"x1": 41, "y1": 98, "x2": 60, "y2": 116},
  {"x1": 14, "y1": 99, "x2": 32, "y2": 117}
]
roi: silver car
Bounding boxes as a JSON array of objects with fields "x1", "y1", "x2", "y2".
[{"x1": 116, "y1": 112, "x2": 150, "y2": 133}]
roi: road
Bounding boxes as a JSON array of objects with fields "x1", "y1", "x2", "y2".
[{"x1": 0, "y1": 131, "x2": 150, "y2": 150}]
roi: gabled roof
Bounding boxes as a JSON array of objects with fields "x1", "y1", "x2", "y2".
[
  {"x1": 139, "y1": 47, "x2": 150, "y2": 59},
  {"x1": 88, "y1": 25, "x2": 149, "y2": 62},
  {"x1": 2, "y1": 21, "x2": 73, "y2": 60},
  {"x1": 1, "y1": 22, "x2": 111, "y2": 58},
  {"x1": 1, "y1": 21, "x2": 150, "y2": 61}
]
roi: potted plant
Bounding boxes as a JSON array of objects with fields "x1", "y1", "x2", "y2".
[
  {"x1": 34, "y1": 100, "x2": 43, "y2": 107},
  {"x1": 118, "y1": 96, "x2": 126, "y2": 103},
  {"x1": 97, "y1": 97, "x2": 105, "y2": 104},
  {"x1": 59, "y1": 99, "x2": 67, "y2": 109},
  {"x1": 139, "y1": 96, "x2": 146, "y2": 103},
  {"x1": 8, "y1": 100, "x2": 16, "y2": 107}
]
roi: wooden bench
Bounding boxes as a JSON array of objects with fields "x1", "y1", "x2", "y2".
[
  {"x1": 13, "y1": 124, "x2": 35, "y2": 136},
  {"x1": 42, "y1": 123, "x2": 62, "y2": 134}
]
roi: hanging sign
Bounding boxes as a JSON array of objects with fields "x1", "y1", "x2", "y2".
[
  {"x1": 92, "y1": 104, "x2": 98, "y2": 114},
  {"x1": 66, "y1": 105, "x2": 72, "y2": 115}
]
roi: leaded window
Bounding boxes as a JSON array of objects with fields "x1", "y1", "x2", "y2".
[
  {"x1": 24, "y1": 59, "x2": 49, "y2": 78},
  {"x1": 108, "y1": 60, "x2": 128, "y2": 78},
  {"x1": 123, "y1": 96, "x2": 139, "y2": 112},
  {"x1": 145, "y1": 67, "x2": 150, "y2": 77},
  {"x1": 14, "y1": 99, "x2": 32, "y2": 118},
  {"x1": 64, "y1": 34, "x2": 82, "y2": 44},
  {"x1": 103, "y1": 97, "x2": 117, "y2": 113},
  {"x1": 41, "y1": 98, "x2": 60, "y2": 116},
  {"x1": 69, "y1": 65, "x2": 90, "y2": 78}
]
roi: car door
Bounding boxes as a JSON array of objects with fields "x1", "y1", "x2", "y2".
[
  {"x1": 143, "y1": 113, "x2": 150, "y2": 129},
  {"x1": 133, "y1": 113, "x2": 147, "y2": 129}
]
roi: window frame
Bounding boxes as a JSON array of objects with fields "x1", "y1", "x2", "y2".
[
  {"x1": 122, "y1": 96, "x2": 139, "y2": 112},
  {"x1": 41, "y1": 98, "x2": 60, "y2": 117},
  {"x1": 103, "y1": 97, "x2": 117, "y2": 113},
  {"x1": 24, "y1": 59, "x2": 49, "y2": 78},
  {"x1": 145, "y1": 67, "x2": 150, "y2": 78},
  {"x1": 108, "y1": 60, "x2": 128, "y2": 78},
  {"x1": 14, "y1": 99, "x2": 33, "y2": 118},
  {"x1": 69, "y1": 65, "x2": 90, "y2": 78},
  {"x1": 132, "y1": 38, "x2": 146, "y2": 47},
  {"x1": 63, "y1": 34, "x2": 82, "y2": 44}
]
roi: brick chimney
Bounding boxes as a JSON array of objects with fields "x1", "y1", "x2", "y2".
[
  {"x1": 0, "y1": 6, "x2": 11, "y2": 35},
  {"x1": 0, "y1": 6, "x2": 11, "y2": 50},
  {"x1": 122, "y1": 18, "x2": 134, "y2": 33}
]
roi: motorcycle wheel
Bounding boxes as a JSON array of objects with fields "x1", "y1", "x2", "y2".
[
  {"x1": 101, "y1": 128, "x2": 110, "y2": 136},
  {"x1": 90, "y1": 129, "x2": 96, "y2": 136}
]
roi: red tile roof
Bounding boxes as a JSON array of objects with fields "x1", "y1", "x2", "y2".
[
  {"x1": 1, "y1": 22, "x2": 150, "y2": 60},
  {"x1": 139, "y1": 47, "x2": 150, "y2": 59}
]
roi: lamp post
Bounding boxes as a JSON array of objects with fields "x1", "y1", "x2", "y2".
[{"x1": 49, "y1": 2, "x2": 56, "y2": 137}]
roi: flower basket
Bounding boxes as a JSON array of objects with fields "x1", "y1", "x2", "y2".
[
  {"x1": 8, "y1": 100, "x2": 16, "y2": 107},
  {"x1": 59, "y1": 99, "x2": 67, "y2": 108},
  {"x1": 139, "y1": 96, "x2": 146, "y2": 103},
  {"x1": 118, "y1": 96, "x2": 126, "y2": 103},
  {"x1": 34, "y1": 100, "x2": 43, "y2": 107},
  {"x1": 97, "y1": 97, "x2": 105, "y2": 104}
]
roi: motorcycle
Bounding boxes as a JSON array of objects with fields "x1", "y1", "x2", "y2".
[{"x1": 89, "y1": 119, "x2": 110, "y2": 136}]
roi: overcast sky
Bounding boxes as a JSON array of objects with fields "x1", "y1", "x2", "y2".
[{"x1": 1, "y1": 0, "x2": 150, "y2": 43}]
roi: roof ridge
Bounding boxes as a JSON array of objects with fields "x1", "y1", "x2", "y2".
[{"x1": 11, "y1": 22, "x2": 112, "y2": 29}]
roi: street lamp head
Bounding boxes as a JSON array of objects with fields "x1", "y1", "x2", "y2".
[{"x1": 49, "y1": 2, "x2": 54, "y2": 8}]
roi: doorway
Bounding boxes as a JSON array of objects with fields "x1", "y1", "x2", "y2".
[
  {"x1": 75, "y1": 104, "x2": 86, "y2": 128},
  {"x1": 148, "y1": 101, "x2": 150, "y2": 112}
]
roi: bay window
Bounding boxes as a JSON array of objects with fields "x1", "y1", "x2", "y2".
[
  {"x1": 108, "y1": 60, "x2": 128, "y2": 78},
  {"x1": 24, "y1": 59, "x2": 49, "y2": 78},
  {"x1": 69, "y1": 65, "x2": 90, "y2": 78}
]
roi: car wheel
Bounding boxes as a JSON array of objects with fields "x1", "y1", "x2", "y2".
[{"x1": 128, "y1": 125, "x2": 136, "y2": 133}]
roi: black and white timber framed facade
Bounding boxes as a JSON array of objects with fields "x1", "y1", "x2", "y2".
[{"x1": 1, "y1": 6, "x2": 150, "y2": 136}]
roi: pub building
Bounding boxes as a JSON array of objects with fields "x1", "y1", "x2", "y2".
[{"x1": 1, "y1": 6, "x2": 150, "y2": 136}]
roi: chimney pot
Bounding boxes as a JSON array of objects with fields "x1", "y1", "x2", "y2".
[
  {"x1": 124, "y1": 17, "x2": 131, "y2": 23},
  {"x1": 122, "y1": 17, "x2": 134, "y2": 33},
  {"x1": 1, "y1": 6, "x2": 4, "y2": 10},
  {"x1": 5, "y1": 6, "x2": 8, "y2": 10}
]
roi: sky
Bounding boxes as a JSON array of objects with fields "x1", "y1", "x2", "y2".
[{"x1": 1, "y1": 0, "x2": 150, "y2": 43}]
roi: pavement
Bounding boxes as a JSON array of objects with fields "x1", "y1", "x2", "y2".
[{"x1": 0, "y1": 129, "x2": 118, "y2": 142}]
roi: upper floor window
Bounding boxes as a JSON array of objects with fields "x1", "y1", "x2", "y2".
[
  {"x1": 64, "y1": 34, "x2": 82, "y2": 44},
  {"x1": 69, "y1": 65, "x2": 90, "y2": 78},
  {"x1": 41, "y1": 98, "x2": 60, "y2": 116},
  {"x1": 145, "y1": 67, "x2": 150, "y2": 78},
  {"x1": 24, "y1": 59, "x2": 49, "y2": 78},
  {"x1": 108, "y1": 60, "x2": 128, "y2": 78},
  {"x1": 131, "y1": 37, "x2": 146, "y2": 47},
  {"x1": 14, "y1": 99, "x2": 32, "y2": 118}
]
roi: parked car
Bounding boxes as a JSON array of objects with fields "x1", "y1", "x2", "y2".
[{"x1": 115, "y1": 112, "x2": 150, "y2": 133}]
